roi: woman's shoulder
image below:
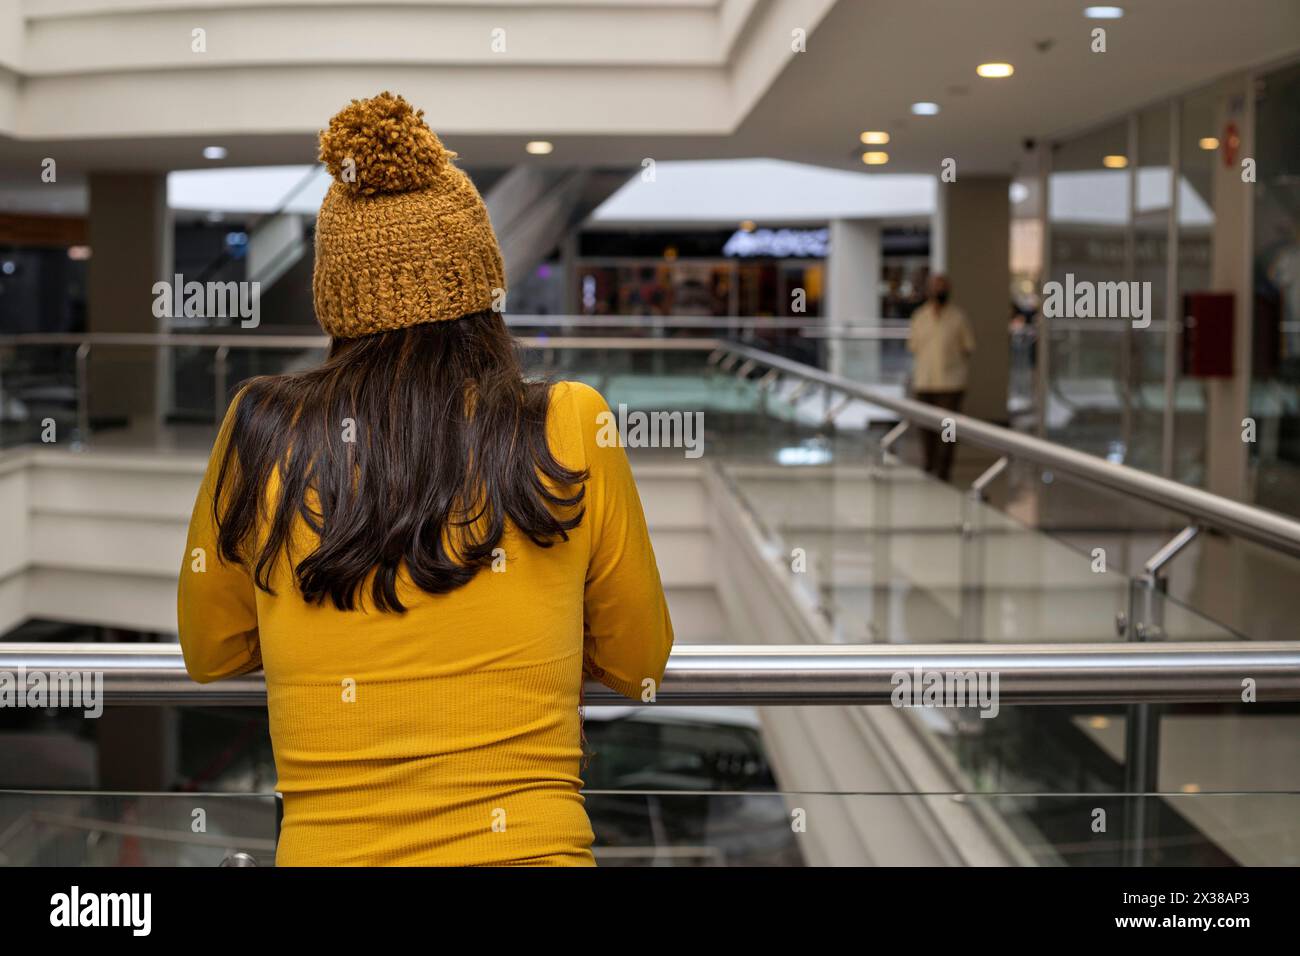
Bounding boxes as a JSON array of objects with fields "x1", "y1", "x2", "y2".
[
  {"x1": 546, "y1": 379, "x2": 611, "y2": 421},
  {"x1": 544, "y1": 380, "x2": 614, "y2": 464}
]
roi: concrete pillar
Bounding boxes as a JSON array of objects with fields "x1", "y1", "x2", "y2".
[
  {"x1": 560, "y1": 230, "x2": 579, "y2": 318},
  {"x1": 86, "y1": 173, "x2": 171, "y2": 430},
  {"x1": 932, "y1": 175, "x2": 1011, "y2": 423},
  {"x1": 827, "y1": 218, "x2": 880, "y2": 381}
]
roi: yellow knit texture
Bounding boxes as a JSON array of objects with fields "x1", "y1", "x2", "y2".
[{"x1": 312, "y1": 92, "x2": 506, "y2": 339}]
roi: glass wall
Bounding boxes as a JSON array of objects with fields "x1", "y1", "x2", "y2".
[
  {"x1": 1130, "y1": 104, "x2": 1172, "y2": 475},
  {"x1": 1045, "y1": 121, "x2": 1132, "y2": 463},
  {"x1": 1042, "y1": 60, "x2": 1299, "y2": 509},
  {"x1": 1173, "y1": 86, "x2": 1218, "y2": 485},
  {"x1": 1250, "y1": 60, "x2": 1300, "y2": 516}
]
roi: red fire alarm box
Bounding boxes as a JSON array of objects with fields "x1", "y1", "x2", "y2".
[{"x1": 1182, "y1": 292, "x2": 1234, "y2": 378}]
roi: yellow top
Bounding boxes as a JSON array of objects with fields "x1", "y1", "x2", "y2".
[
  {"x1": 907, "y1": 302, "x2": 976, "y2": 392},
  {"x1": 178, "y1": 381, "x2": 674, "y2": 866}
]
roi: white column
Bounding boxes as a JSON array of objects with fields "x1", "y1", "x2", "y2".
[{"x1": 827, "y1": 218, "x2": 880, "y2": 381}]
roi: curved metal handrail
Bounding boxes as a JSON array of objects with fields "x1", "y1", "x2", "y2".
[
  {"x1": 714, "y1": 341, "x2": 1300, "y2": 560},
  {"x1": 1, "y1": 642, "x2": 1297, "y2": 706}
]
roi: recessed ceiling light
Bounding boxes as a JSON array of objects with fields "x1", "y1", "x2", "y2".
[
  {"x1": 202, "y1": 146, "x2": 227, "y2": 160},
  {"x1": 1199, "y1": 137, "x2": 1220, "y2": 150},
  {"x1": 860, "y1": 131, "x2": 890, "y2": 145},
  {"x1": 862, "y1": 151, "x2": 889, "y2": 166},
  {"x1": 911, "y1": 102, "x2": 940, "y2": 116},
  {"x1": 976, "y1": 62, "x2": 1015, "y2": 78},
  {"x1": 525, "y1": 140, "x2": 553, "y2": 155},
  {"x1": 1102, "y1": 154, "x2": 1128, "y2": 169},
  {"x1": 739, "y1": 220, "x2": 756, "y2": 232},
  {"x1": 1084, "y1": 6, "x2": 1124, "y2": 18}
]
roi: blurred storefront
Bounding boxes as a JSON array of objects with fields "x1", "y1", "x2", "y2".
[{"x1": 512, "y1": 224, "x2": 930, "y2": 321}]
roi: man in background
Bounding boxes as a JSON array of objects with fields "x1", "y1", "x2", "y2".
[{"x1": 907, "y1": 274, "x2": 975, "y2": 482}]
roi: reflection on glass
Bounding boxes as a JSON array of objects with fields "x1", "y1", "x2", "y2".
[
  {"x1": 1046, "y1": 121, "x2": 1132, "y2": 461},
  {"x1": 1251, "y1": 61, "x2": 1300, "y2": 518}
]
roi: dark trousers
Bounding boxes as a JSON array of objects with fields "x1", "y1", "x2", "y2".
[{"x1": 914, "y1": 390, "x2": 964, "y2": 482}]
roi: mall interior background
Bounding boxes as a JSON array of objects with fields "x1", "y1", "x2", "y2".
[{"x1": 0, "y1": 0, "x2": 1298, "y2": 866}]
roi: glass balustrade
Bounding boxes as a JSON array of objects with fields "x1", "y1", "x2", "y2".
[
  {"x1": 2, "y1": 789, "x2": 1295, "y2": 867},
  {"x1": 0, "y1": 332, "x2": 1297, "y2": 869}
]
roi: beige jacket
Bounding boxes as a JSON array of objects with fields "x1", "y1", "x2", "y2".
[{"x1": 908, "y1": 302, "x2": 975, "y2": 391}]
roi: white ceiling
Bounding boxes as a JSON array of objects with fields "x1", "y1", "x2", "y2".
[{"x1": 0, "y1": 0, "x2": 1296, "y2": 207}]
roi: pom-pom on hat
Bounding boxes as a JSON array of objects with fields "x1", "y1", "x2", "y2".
[{"x1": 312, "y1": 92, "x2": 505, "y2": 339}]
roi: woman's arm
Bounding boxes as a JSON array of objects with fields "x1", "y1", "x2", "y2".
[
  {"x1": 568, "y1": 383, "x2": 675, "y2": 701},
  {"x1": 177, "y1": 392, "x2": 263, "y2": 683}
]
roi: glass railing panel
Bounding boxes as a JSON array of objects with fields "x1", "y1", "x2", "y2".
[
  {"x1": 3, "y1": 789, "x2": 1294, "y2": 867},
  {"x1": 717, "y1": 446, "x2": 1239, "y2": 643},
  {"x1": 0, "y1": 791, "x2": 277, "y2": 867},
  {"x1": 173, "y1": 344, "x2": 328, "y2": 424},
  {"x1": 585, "y1": 790, "x2": 1300, "y2": 866},
  {"x1": 0, "y1": 343, "x2": 82, "y2": 449}
]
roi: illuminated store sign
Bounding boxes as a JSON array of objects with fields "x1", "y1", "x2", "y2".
[{"x1": 722, "y1": 227, "x2": 829, "y2": 258}]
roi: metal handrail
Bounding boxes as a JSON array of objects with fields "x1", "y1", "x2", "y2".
[
  {"x1": 715, "y1": 341, "x2": 1300, "y2": 561},
  {"x1": 2, "y1": 642, "x2": 1297, "y2": 706}
]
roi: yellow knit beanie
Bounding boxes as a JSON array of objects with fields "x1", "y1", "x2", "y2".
[{"x1": 312, "y1": 92, "x2": 506, "y2": 339}]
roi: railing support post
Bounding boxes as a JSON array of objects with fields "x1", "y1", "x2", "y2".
[
  {"x1": 968, "y1": 456, "x2": 1009, "y2": 503},
  {"x1": 74, "y1": 342, "x2": 91, "y2": 446},
  {"x1": 876, "y1": 420, "x2": 909, "y2": 467},
  {"x1": 822, "y1": 393, "x2": 852, "y2": 428},
  {"x1": 956, "y1": 457, "x2": 1008, "y2": 644},
  {"x1": 1122, "y1": 523, "x2": 1200, "y2": 866}
]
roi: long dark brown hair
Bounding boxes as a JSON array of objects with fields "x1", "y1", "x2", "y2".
[{"x1": 212, "y1": 311, "x2": 586, "y2": 612}]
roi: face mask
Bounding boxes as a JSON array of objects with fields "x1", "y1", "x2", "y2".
[{"x1": 935, "y1": 291, "x2": 950, "y2": 306}]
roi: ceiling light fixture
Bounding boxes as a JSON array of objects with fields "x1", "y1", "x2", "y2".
[
  {"x1": 202, "y1": 146, "x2": 228, "y2": 160},
  {"x1": 1084, "y1": 6, "x2": 1124, "y2": 18},
  {"x1": 976, "y1": 62, "x2": 1014, "y2": 78},
  {"x1": 525, "y1": 140, "x2": 554, "y2": 155},
  {"x1": 1102, "y1": 154, "x2": 1128, "y2": 169},
  {"x1": 910, "y1": 102, "x2": 940, "y2": 116},
  {"x1": 1199, "y1": 137, "x2": 1220, "y2": 150},
  {"x1": 860, "y1": 131, "x2": 890, "y2": 145},
  {"x1": 862, "y1": 151, "x2": 889, "y2": 166}
]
